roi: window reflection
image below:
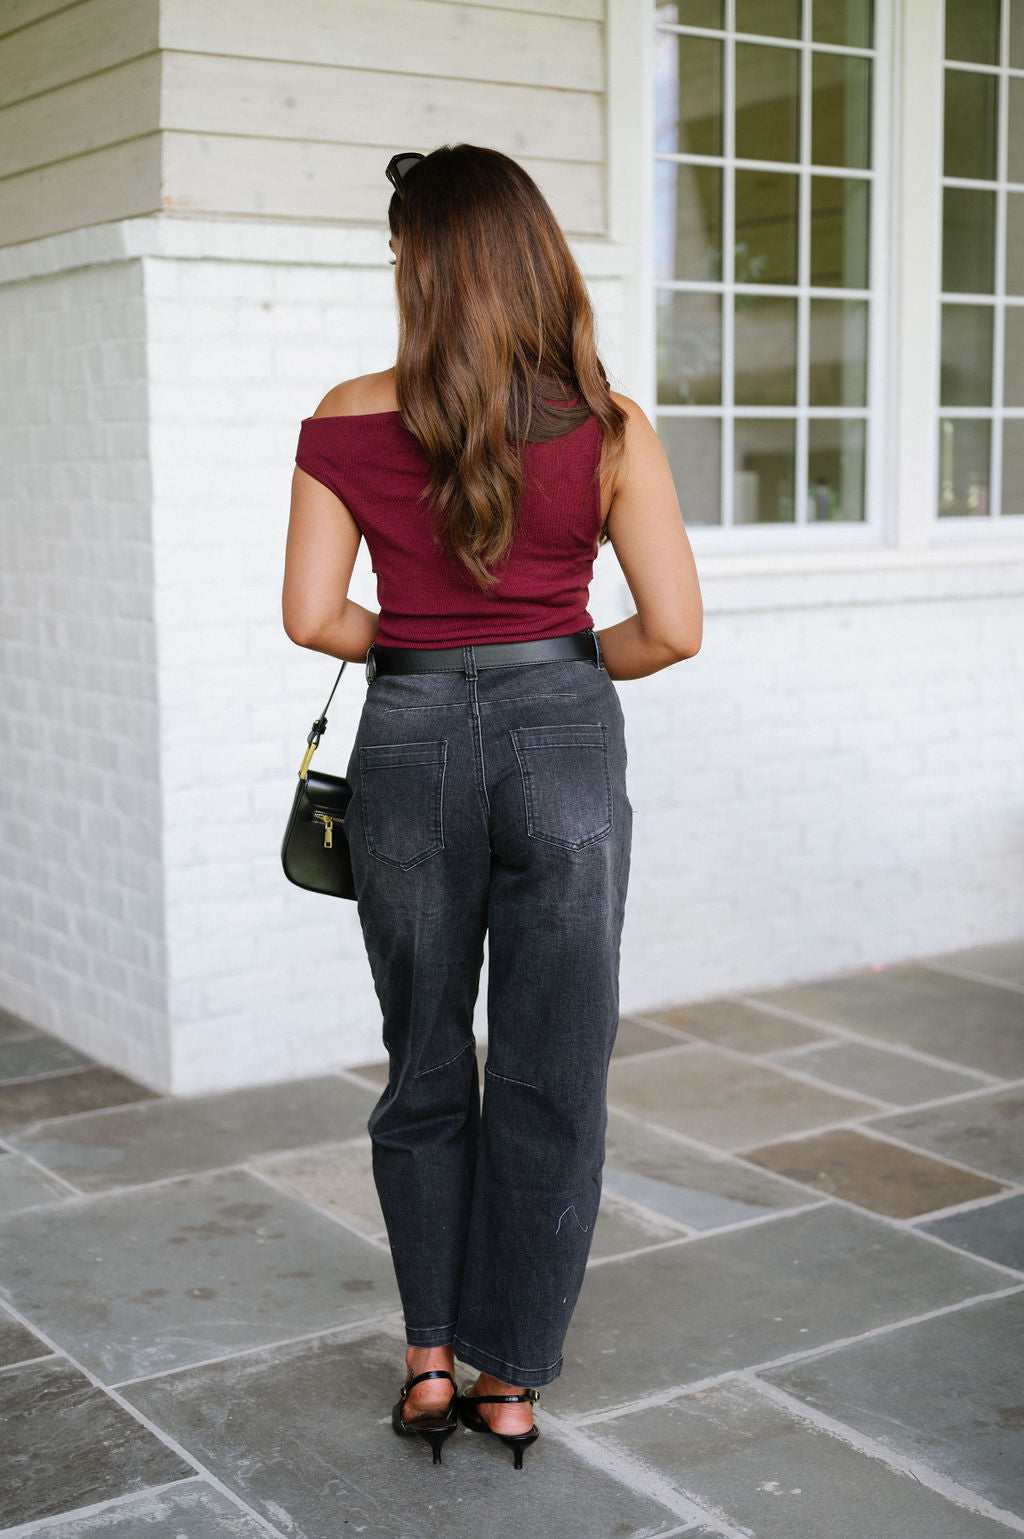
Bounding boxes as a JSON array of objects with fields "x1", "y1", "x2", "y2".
[
  {"x1": 734, "y1": 296, "x2": 797, "y2": 405},
  {"x1": 938, "y1": 418, "x2": 991, "y2": 516},
  {"x1": 734, "y1": 419, "x2": 796, "y2": 522},
  {"x1": 658, "y1": 418, "x2": 722, "y2": 524},
  {"x1": 657, "y1": 291, "x2": 723, "y2": 404},
  {"x1": 810, "y1": 176, "x2": 870, "y2": 287},
  {"x1": 807, "y1": 419, "x2": 866, "y2": 521}
]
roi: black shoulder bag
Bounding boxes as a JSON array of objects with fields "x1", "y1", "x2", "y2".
[{"x1": 281, "y1": 662, "x2": 356, "y2": 899}]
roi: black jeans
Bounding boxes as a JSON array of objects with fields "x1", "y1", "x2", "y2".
[{"x1": 343, "y1": 634, "x2": 632, "y2": 1388}]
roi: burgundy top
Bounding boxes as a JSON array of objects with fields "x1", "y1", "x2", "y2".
[{"x1": 294, "y1": 409, "x2": 604, "y2": 648}]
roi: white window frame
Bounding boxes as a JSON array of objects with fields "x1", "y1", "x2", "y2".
[{"x1": 606, "y1": 0, "x2": 1024, "y2": 564}]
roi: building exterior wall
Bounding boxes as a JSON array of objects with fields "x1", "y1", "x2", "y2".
[{"x1": 0, "y1": 253, "x2": 168, "y2": 1083}]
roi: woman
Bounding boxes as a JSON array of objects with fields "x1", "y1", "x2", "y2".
[{"x1": 283, "y1": 144, "x2": 702, "y2": 1469}]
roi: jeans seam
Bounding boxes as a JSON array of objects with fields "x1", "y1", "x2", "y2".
[
  {"x1": 484, "y1": 1064, "x2": 541, "y2": 1092},
  {"x1": 452, "y1": 1333, "x2": 564, "y2": 1379},
  {"x1": 413, "y1": 1040, "x2": 474, "y2": 1080}
]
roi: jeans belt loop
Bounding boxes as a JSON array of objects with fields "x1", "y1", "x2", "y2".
[
  {"x1": 590, "y1": 628, "x2": 605, "y2": 671},
  {"x1": 365, "y1": 644, "x2": 377, "y2": 684}
]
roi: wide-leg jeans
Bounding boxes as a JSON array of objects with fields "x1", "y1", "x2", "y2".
[{"x1": 343, "y1": 634, "x2": 632, "y2": 1388}]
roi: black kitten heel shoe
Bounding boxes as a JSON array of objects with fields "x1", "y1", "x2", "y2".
[
  {"x1": 457, "y1": 1386, "x2": 541, "y2": 1469},
  {"x1": 392, "y1": 1368, "x2": 459, "y2": 1465}
]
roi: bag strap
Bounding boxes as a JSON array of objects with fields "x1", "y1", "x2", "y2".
[{"x1": 298, "y1": 660, "x2": 347, "y2": 780}]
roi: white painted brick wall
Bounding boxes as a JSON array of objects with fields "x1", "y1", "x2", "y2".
[
  {"x1": 0, "y1": 259, "x2": 168, "y2": 1084},
  {"x1": 3, "y1": 216, "x2": 1023, "y2": 1095}
]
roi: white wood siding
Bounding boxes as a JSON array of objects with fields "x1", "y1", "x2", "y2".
[{"x1": 0, "y1": 0, "x2": 607, "y2": 246}]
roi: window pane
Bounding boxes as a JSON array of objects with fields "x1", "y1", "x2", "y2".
[
  {"x1": 656, "y1": 291, "x2": 723, "y2": 404},
  {"x1": 658, "y1": 417, "x2": 722, "y2": 524},
  {"x1": 940, "y1": 304, "x2": 994, "y2": 405},
  {"x1": 656, "y1": 1, "x2": 723, "y2": 27},
  {"x1": 734, "y1": 418, "x2": 796, "y2": 522},
  {"x1": 941, "y1": 186, "x2": 996, "y2": 293},
  {"x1": 944, "y1": 69, "x2": 998, "y2": 181},
  {"x1": 734, "y1": 295, "x2": 797, "y2": 404},
  {"x1": 735, "y1": 170, "x2": 799, "y2": 283},
  {"x1": 1006, "y1": 193, "x2": 1024, "y2": 293},
  {"x1": 1011, "y1": 2, "x2": 1024, "y2": 70},
  {"x1": 809, "y1": 298, "x2": 868, "y2": 405},
  {"x1": 655, "y1": 33, "x2": 723, "y2": 156},
  {"x1": 810, "y1": 176, "x2": 870, "y2": 287},
  {"x1": 655, "y1": 162, "x2": 722, "y2": 281},
  {"x1": 1004, "y1": 307, "x2": 1024, "y2": 405},
  {"x1": 945, "y1": 0, "x2": 1000, "y2": 65},
  {"x1": 938, "y1": 418, "x2": 991, "y2": 515},
  {"x1": 1000, "y1": 421, "x2": 1024, "y2": 513},
  {"x1": 1008, "y1": 77, "x2": 1024, "y2": 185},
  {"x1": 735, "y1": 0, "x2": 800, "y2": 39},
  {"x1": 807, "y1": 418, "x2": 866, "y2": 521},
  {"x1": 736, "y1": 44, "x2": 800, "y2": 162},
  {"x1": 813, "y1": 0, "x2": 873, "y2": 49},
  {"x1": 812, "y1": 52, "x2": 872, "y2": 169}
]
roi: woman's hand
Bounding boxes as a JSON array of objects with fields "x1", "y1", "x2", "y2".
[
  {"x1": 282, "y1": 465, "x2": 379, "y2": 661},
  {"x1": 596, "y1": 394, "x2": 703, "y2": 680}
]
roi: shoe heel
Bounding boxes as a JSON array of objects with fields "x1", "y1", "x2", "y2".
[
  {"x1": 420, "y1": 1424, "x2": 457, "y2": 1465},
  {"x1": 502, "y1": 1430, "x2": 539, "y2": 1470}
]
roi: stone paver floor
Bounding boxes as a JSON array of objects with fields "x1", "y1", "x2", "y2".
[{"x1": 1, "y1": 938, "x2": 1022, "y2": 1538}]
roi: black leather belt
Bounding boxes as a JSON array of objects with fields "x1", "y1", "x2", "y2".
[{"x1": 366, "y1": 628, "x2": 600, "y2": 682}]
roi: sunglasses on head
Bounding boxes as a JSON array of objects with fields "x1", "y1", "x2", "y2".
[{"x1": 386, "y1": 152, "x2": 425, "y2": 197}]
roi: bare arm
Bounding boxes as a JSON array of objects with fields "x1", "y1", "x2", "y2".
[
  {"x1": 282, "y1": 467, "x2": 378, "y2": 662},
  {"x1": 595, "y1": 393, "x2": 703, "y2": 681}
]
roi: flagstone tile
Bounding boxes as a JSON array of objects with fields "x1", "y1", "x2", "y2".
[
  {"x1": 603, "y1": 1109, "x2": 816, "y2": 1230},
  {"x1": 586, "y1": 1378, "x2": 1015, "y2": 1539},
  {"x1": 120, "y1": 1328, "x2": 683, "y2": 1539},
  {"x1": 252, "y1": 1138, "x2": 385, "y2": 1239},
  {"x1": 0, "y1": 1006, "x2": 42, "y2": 1042},
  {"x1": 553, "y1": 1204, "x2": 1008, "y2": 1416},
  {"x1": 768, "y1": 1040, "x2": 991, "y2": 1106},
  {"x1": 919, "y1": 1194, "x2": 1024, "y2": 1273},
  {"x1": 0, "y1": 1167, "x2": 398, "y2": 1382},
  {"x1": 869, "y1": 1086, "x2": 1024, "y2": 1184},
  {"x1": 0, "y1": 1305, "x2": 52, "y2": 1368},
  {"x1": 0, "y1": 1034, "x2": 96, "y2": 1083},
  {"x1": 12, "y1": 1482, "x2": 274, "y2": 1538},
  {"x1": 607, "y1": 1044, "x2": 879, "y2": 1151},
  {"x1": 926, "y1": 938, "x2": 1024, "y2": 986},
  {"x1": 0, "y1": 1067, "x2": 159, "y2": 1135},
  {"x1": 588, "y1": 1191, "x2": 689, "y2": 1261},
  {"x1": 644, "y1": 999, "x2": 828, "y2": 1055},
  {"x1": 741, "y1": 1128, "x2": 1007, "y2": 1218},
  {"x1": 0, "y1": 1357, "x2": 191, "y2": 1530},
  {"x1": 762, "y1": 1291, "x2": 1024, "y2": 1515},
  {"x1": 0, "y1": 1149, "x2": 73, "y2": 1216},
  {"x1": 7, "y1": 1073, "x2": 377, "y2": 1191},
  {"x1": 749, "y1": 964, "x2": 1024, "y2": 1077},
  {"x1": 612, "y1": 1014, "x2": 690, "y2": 1058}
]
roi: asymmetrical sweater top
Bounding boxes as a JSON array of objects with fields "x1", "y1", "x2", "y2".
[{"x1": 294, "y1": 409, "x2": 605, "y2": 648}]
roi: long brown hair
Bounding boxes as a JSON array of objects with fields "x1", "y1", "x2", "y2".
[{"x1": 389, "y1": 144, "x2": 626, "y2": 591}]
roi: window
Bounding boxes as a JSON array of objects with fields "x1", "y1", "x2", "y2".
[
  {"x1": 939, "y1": 0, "x2": 1024, "y2": 520},
  {"x1": 652, "y1": 1, "x2": 879, "y2": 538}
]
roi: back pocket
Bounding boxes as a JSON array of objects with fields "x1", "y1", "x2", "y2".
[
  {"x1": 510, "y1": 723, "x2": 613, "y2": 850},
  {"x1": 358, "y1": 739, "x2": 447, "y2": 869}
]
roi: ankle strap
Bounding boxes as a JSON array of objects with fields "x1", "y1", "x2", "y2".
[
  {"x1": 402, "y1": 1369, "x2": 457, "y2": 1395},
  {"x1": 465, "y1": 1388, "x2": 540, "y2": 1403}
]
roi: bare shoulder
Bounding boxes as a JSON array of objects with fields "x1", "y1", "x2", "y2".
[
  {"x1": 608, "y1": 391, "x2": 658, "y2": 446},
  {"x1": 311, "y1": 367, "x2": 398, "y2": 419}
]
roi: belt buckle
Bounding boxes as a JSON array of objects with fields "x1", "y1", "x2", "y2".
[{"x1": 365, "y1": 646, "x2": 377, "y2": 684}]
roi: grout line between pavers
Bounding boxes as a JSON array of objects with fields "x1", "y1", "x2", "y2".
[
  {"x1": 747, "y1": 1376, "x2": 1024, "y2": 1533},
  {"x1": 728, "y1": 995, "x2": 1010, "y2": 1082},
  {"x1": 569, "y1": 1281, "x2": 1024, "y2": 1429},
  {"x1": 240, "y1": 1162, "x2": 390, "y2": 1251},
  {"x1": 849, "y1": 1119, "x2": 1023, "y2": 1191},
  {"x1": 0, "y1": 1304, "x2": 291, "y2": 1539},
  {"x1": 0, "y1": 1480, "x2": 174, "y2": 1539},
  {"x1": 0, "y1": 1144, "x2": 92, "y2": 1203},
  {"x1": 534, "y1": 1409, "x2": 753, "y2": 1538},
  {"x1": 919, "y1": 959, "x2": 1024, "y2": 997},
  {"x1": 107, "y1": 1308, "x2": 407, "y2": 1390},
  {"x1": 0, "y1": 1062, "x2": 105, "y2": 1091},
  {"x1": 586, "y1": 1199, "x2": 830, "y2": 1267}
]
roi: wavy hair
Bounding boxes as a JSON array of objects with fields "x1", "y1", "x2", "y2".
[{"x1": 389, "y1": 144, "x2": 626, "y2": 590}]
